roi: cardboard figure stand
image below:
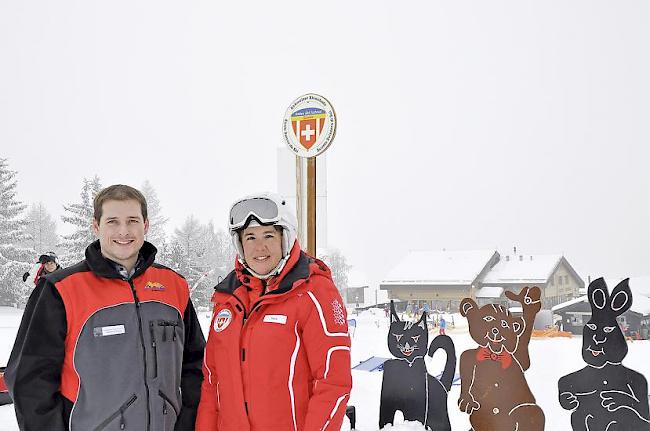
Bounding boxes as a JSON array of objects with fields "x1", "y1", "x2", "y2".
[
  {"x1": 558, "y1": 278, "x2": 650, "y2": 430},
  {"x1": 458, "y1": 286, "x2": 545, "y2": 431},
  {"x1": 379, "y1": 301, "x2": 456, "y2": 430}
]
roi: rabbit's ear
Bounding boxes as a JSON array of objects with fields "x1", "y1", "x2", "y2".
[
  {"x1": 587, "y1": 277, "x2": 609, "y2": 312},
  {"x1": 609, "y1": 278, "x2": 633, "y2": 316},
  {"x1": 390, "y1": 300, "x2": 401, "y2": 323}
]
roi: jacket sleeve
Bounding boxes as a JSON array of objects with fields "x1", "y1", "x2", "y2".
[
  {"x1": 21, "y1": 263, "x2": 41, "y2": 287},
  {"x1": 301, "y1": 277, "x2": 352, "y2": 431},
  {"x1": 5, "y1": 279, "x2": 68, "y2": 431},
  {"x1": 195, "y1": 308, "x2": 219, "y2": 431},
  {"x1": 174, "y1": 298, "x2": 206, "y2": 431}
]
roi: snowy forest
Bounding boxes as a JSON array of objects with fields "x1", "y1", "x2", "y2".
[{"x1": 0, "y1": 157, "x2": 351, "y2": 309}]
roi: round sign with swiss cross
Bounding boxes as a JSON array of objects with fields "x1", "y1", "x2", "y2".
[{"x1": 282, "y1": 93, "x2": 337, "y2": 158}]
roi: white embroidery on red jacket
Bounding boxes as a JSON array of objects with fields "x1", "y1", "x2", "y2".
[{"x1": 332, "y1": 299, "x2": 345, "y2": 325}]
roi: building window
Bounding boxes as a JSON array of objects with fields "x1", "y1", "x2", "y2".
[
  {"x1": 564, "y1": 275, "x2": 569, "y2": 285},
  {"x1": 559, "y1": 276, "x2": 563, "y2": 286}
]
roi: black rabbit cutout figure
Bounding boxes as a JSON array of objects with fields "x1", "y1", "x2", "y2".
[
  {"x1": 558, "y1": 278, "x2": 650, "y2": 430},
  {"x1": 379, "y1": 301, "x2": 456, "y2": 430}
]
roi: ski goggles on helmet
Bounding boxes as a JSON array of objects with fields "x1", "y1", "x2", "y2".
[
  {"x1": 229, "y1": 197, "x2": 281, "y2": 231},
  {"x1": 38, "y1": 253, "x2": 57, "y2": 264}
]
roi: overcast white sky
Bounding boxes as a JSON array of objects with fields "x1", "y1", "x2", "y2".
[{"x1": 2, "y1": 1, "x2": 649, "y2": 285}]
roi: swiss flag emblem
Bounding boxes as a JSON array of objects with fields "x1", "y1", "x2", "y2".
[
  {"x1": 291, "y1": 108, "x2": 326, "y2": 150},
  {"x1": 213, "y1": 308, "x2": 233, "y2": 333}
]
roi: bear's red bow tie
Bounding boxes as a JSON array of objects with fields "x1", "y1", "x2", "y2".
[{"x1": 476, "y1": 347, "x2": 512, "y2": 369}]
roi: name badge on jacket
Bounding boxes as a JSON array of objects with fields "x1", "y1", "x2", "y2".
[{"x1": 263, "y1": 314, "x2": 287, "y2": 325}]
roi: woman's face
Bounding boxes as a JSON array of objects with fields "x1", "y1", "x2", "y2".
[
  {"x1": 44, "y1": 261, "x2": 57, "y2": 273},
  {"x1": 241, "y1": 225, "x2": 283, "y2": 276}
]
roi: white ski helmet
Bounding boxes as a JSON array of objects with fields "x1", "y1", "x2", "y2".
[
  {"x1": 228, "y1": 192, "x2": 298, "y2": 279},
  {"x1": 38, "y1": 251, "x2": 58, "y2": 265}
]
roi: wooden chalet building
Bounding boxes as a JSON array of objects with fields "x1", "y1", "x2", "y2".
[{"x1": 380, "y1": 249, "x2": 584, "y2": 311}]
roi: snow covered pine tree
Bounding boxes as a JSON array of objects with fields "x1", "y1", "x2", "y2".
[
  {"x1": 59, "y1": 176, "x2": 102, "y2": 266},
  {"x1": 0, "y1": 158, "x2": 33, "y2": 306}
]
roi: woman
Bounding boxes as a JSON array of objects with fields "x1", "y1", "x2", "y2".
[
  {"x1": 22, "y1": 251, "x2": 61, "y2": 287},
  {"x1": 196, "y1": 192, "x2": 352, "y2": 430}
]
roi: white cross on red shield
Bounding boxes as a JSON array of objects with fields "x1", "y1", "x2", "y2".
[{"x1": 291, "y1": 108, "x2": 326, "y2": 150}]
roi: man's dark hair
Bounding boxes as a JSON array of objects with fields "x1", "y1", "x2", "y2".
[{"x1": 93, "y1": 184, "x2": 148, "y2": 222}]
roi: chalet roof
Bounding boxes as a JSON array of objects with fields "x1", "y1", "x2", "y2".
[
  {"x1": 347, "y1": 268, "x2": 369, "y2": 288},
  {"x1": 381, "y1": 249, "x2": 498, "y2": 286},
  {"x1": 476, "y1": 286, "x2": 504, "y2": 298},
  {"x1": 482, "y1": 254, "x2": 562, "y2": 284},
  {"x1": 552, "y1": 296, "x2": 589, "y2": 312}
]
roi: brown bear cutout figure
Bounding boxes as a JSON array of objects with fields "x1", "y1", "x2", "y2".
[{"x1": 458, "y1": 286, "x2": 545, "y2": 431}]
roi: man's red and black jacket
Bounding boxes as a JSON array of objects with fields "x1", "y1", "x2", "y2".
[{"x1": 5, "y1": 241, "x2": 205, "y2": 431}]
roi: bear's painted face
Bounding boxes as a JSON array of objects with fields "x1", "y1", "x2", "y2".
[{"x1": 462, "y1": 301, "x2": 524, "y2": 354}]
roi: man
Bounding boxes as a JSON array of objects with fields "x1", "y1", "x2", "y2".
[
  {"x1": 22, "y1": 251, "x2": 62, "y2": 287},
  {"x1": 6, "y1": 184, "x2": 205, "y2": 431}
]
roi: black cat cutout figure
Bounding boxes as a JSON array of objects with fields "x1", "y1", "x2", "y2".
[
  {"x1": 379, "y1": 301, "x2": 456, "y2": 430},
  {"x1": 558, "y1": 278, "x2": 650, "y2": 430}
]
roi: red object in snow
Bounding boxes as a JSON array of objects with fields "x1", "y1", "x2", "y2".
[
  {"x1": 0, "y1": 370, "x2": 7, "y2": 392},
  {"x1": 0, "y1": 367, "x2": 12, "y2": 406}
]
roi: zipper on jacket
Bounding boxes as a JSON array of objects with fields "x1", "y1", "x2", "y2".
[
  {"x1": 241, "y1": 348, "x2": 246, "y2": 362},
  {"x1": 158, "y1": 390, "x2": 180, "y2": 416},
  {"x1": 93, "y1": 393, "x2": 137, "y2": 431},
  {"x1": 244, "y1": 401, "x2": 249, "y2": 415},
  {"x1": 149, "y1": 322, "x2": 158, "y2": 379},
  {"x1": 129, "y1": 279, "x2": 151, "y2": 431}
]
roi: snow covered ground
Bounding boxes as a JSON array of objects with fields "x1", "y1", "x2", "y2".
[
  {"x1": 2, "y1": 305, "x2": 650, "y2": 430},
  {"x1": 0, "y1": 306, "x2": 22, "y2": 431}
]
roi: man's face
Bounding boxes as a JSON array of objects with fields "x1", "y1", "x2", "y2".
[
  {"x1": 43, "y1": 261, "x2": 57, "y2": 273},
  {"x1": 92, "y1": 199, "x2": 149, "y2": 271},
  {"x1": 241, "y1": 225, "x2": 283, "y2": 276}
]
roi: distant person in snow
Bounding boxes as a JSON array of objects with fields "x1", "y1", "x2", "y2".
[
  {"x1": 196, "y1": 192, "x2": 352, "y2": 430},
  {"x1": 21, "y1": 251, "x2": 61, "y2": 287},
  {"x1": 5, "y1": 184, "x2": 205, "y2": 431}
]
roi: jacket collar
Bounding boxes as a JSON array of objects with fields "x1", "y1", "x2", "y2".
[
  {"x1": 216, "y1": 244, "x2": 312, "y2": 296},
  {"x1": 85, "y1": 240, "x2": 157, "y2": 280}
]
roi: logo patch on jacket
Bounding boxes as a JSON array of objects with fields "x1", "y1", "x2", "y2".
[
  {"x1": 144, "y1": 281, "x2": 166, "y2": 291},
  {"x1": 214, "y1": 308, "x2": 233, "y2": 332}
]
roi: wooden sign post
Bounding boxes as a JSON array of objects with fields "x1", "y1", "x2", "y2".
[
  {"x1": 283, "y1": 94, "x2": 336, "y2": 256},
  {"x1": 306, "y1": 157, "x2": 317, "y2": 255}
]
